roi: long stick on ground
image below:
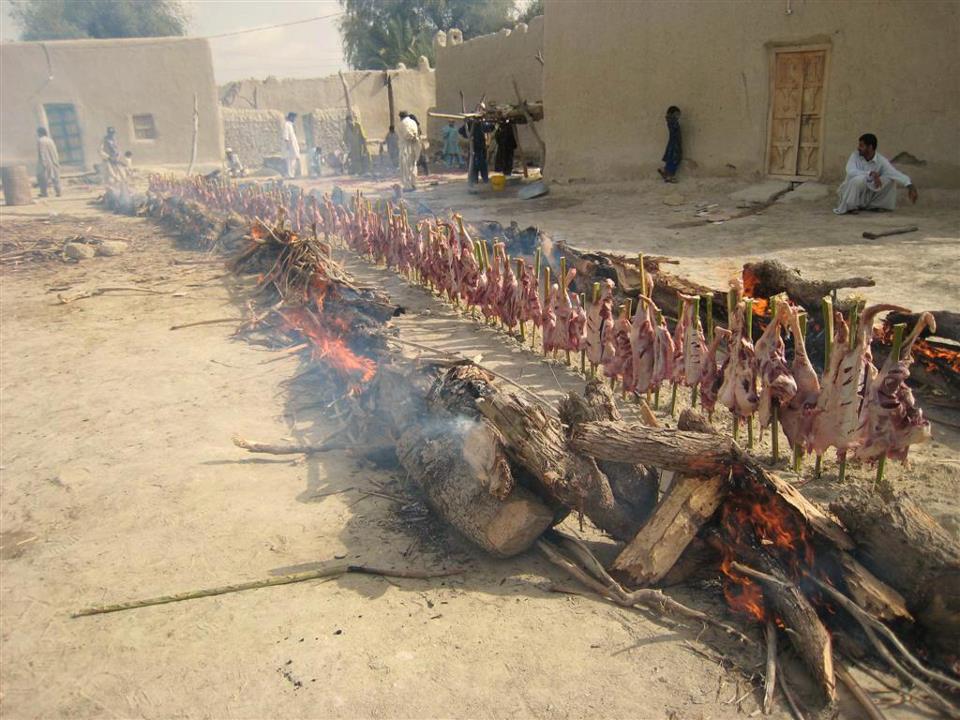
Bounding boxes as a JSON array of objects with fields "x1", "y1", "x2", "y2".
[
  {"x1": 835, "y1": 665, "x2": 888, "y2": 720},
  {"x1": 72, "y1": 563, "x2": 464, "y2": 618},
  {"x1": 763, "y1": 618, "x2": 778, "y2": 715},
  {"x1": 170, "y1": 317, "x2": 241, "y2": 331}
]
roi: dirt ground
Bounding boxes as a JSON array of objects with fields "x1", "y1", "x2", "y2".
[{"x1": 1, "y1": 180, "x2": 957, "y2": 719}]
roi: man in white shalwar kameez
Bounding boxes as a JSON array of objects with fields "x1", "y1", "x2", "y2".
[
  {"x1": 833, "y1": 133, "x2": 918, "y2": 214},
  {"x1": 283, "y1": 112, "x2": 301, "y2": 179},
  {"x1": 398, "y1": 111, "x2": 420, "y2": 192}
]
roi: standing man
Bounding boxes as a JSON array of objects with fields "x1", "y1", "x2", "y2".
[
  {"x1": 383, "y1": 125, "x2": 399, "y2": 169},
  {"x1": 834, "y1": 133, "x2": 918, "y2": 214},
  {"x1": 407, "y1": 113, "x2": 429, "y2": 176},
  {"x1": 494, "y1": 119, "x2": 517, "y2": 176},
  {"x1": 99, "y1": 126, "x2": 124, "y2": 188},
  {"x1": 441, "y1": 120, "x2": 463, "y2": 168},
  {"x1": 461, "y1": 104, "x2": 493, "y2": 186},
  {"x1": 283, "y1": 112, "x2": 301, "y2": 179},
  {"x1": 398, "y1": 111, "x2": 420, "y2": 191},
  {"x1": 658, "y1": 105, "x2": 682, "y2": 183},
  {"x1": 36, "y1": 127, "x2": 61, "y2": 198}
]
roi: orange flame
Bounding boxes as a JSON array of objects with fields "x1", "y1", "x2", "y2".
[
  {"x1": 717, "y1": 483, "x2": 816, "y2": 623},
  {"x1": 279, "y1": 300, "x2": 376, "y2": 386},
  {"x1": 876, "y1": 326, "x2": 960, "y2": 375},
  {"x1": 741, "y1": 267, "x2": 769, "y2": 317}
]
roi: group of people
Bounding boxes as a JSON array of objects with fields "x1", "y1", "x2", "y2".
[
  {"x1": 276, "y1": 102, "x2": 918, "y2": 215},
  {"x1": 34, "y1": 124, "x2": 133, "y2": 198}
]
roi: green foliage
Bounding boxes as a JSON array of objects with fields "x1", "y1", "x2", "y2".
[
  {"x1": 517, "y1": 0, "x2": 543, "y2": 24},
  {"x1": 9, "y1": 0, "x2": 189, "y2": 41},
  {"x1": 338, "y1": 0, "x2": 518, "y2": 70}
]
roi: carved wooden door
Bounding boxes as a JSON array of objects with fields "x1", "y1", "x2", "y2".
[{"x1": 767, "y1": 49, "x2": 827, "y2": 178}]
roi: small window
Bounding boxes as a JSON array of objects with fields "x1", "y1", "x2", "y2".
[{"x1": 132, "y1": 114, "x2": 157, "y2": 140}]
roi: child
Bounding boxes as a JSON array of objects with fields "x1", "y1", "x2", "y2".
[{"x1": 658, "y1": 106, "x2": 682, "y2": 183}]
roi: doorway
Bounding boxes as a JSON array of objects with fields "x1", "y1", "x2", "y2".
[
  {"x1": 766, "y1": 47, "x2": 828, "y2": 179},
  {"x1": 43, "y1": 103, "x2": 85, "y2": 167}
]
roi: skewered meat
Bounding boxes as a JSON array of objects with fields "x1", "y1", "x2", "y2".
[
  {"x1": 630, "y1": 296, "x2": 656, "y2": 393},
  {"x1": 497, "y1": 245, "x2": 522, "y2": 329},
  {"x1": 755, "y1": 302, "x2": 798, "y2": 429},
  {"x1": 586, "y1": 279, "x2": 615, "y2": 366},
  {"x1": 541, "y1": 282, "x2": 557, "y2": 351},
  {"x1": 545, "y1": 268, "x2": 581, "y2": 353},
  {"x1": 698, "y1": 327, "x2": 730, "y2": 414},
  {"x1": 854, "y1": 313, "x2": 935, "y2": 463},
  {"x1": 568, "y1": 293, "x2": 587, "y2": 352},
  {"x1": 602, "y1": 306, "x2": 634, "y2": 386},
  {"x1": 810, "y1": 304, "x2": 908, "y2": 459},
  {"x1": 517, "y1": 259, "x2": 542, "y2": 326},
  {"x1": 669, "y1": 299, "x2": 688, "y2": 385},
  {"x1": 718, "y1": 288, "x2": 759, "y2": 420},
  {"x1": 651, "y1": 311, "x2": 676, "y2": 388},
  {"x1": 681, "y1": 294, "x2": 706, "y2": 387},
  {"x1": 777, "y1": 304, "x2": 821, "y2": 451}
]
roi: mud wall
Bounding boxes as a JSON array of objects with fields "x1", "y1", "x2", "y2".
[
  {"x1": 433, "y1": 17, "x2": 544, "y2": 162},
  {"x1": 220, "y1": 64, "x2": 435, "y2": 149},
  {"x1": 0, "y1": 37, "x2": 223, "y2": 173},
  {"x1": 221, "y1": 108, "x2": 286, "y2": 168},
  {"x1": 544, "y1": 0, "x2": 960, "y2": 186}
]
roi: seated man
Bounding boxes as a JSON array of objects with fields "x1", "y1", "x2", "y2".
[{"x1": 834, "y1": 133, "x2": 918, "y2": 214}]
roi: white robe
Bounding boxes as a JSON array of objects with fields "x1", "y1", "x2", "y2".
[
  {"x1": 834, "y1": 151, "x2": 912, "y2": 214},
  {"x1": 283, "y1": 120, "x2": 301, "y2": 178},
  {"x1": 398, "y1": 116, "x2": 420, "y2": 190}
]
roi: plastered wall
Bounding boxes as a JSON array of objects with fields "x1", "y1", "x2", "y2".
[
  {"x1": 220, "y1": 64, "x2": 435, "y2": 148},
  {"x1": 221, "y1": 108, "x2": 285, "y2": 167},
  {"x1": 544, "y1": 0, "x2": 960, "y2": 186},
  {"x1": 433, "y1": 16, "x2": 545, "y2": 161},
  {"x1": 0, "y1": 37, "x2": 223, "y2": 172}
]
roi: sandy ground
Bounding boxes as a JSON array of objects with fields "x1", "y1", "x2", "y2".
[{"x1": 1, "y1": 182, "x2": 957, "y2": 719}]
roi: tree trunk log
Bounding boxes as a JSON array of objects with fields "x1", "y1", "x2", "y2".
[
  {"x1": 831, "y1": 485, "x2": 960, "y2": 652},
  {"x1": 885, "y1": 310, "x2": 960, "y2": 343},
  {"x1": 742, "y1": 259, "x2": 875, "y2": 313},
  {"x1": 613, "y1": 474, "x2": 727, "y2": 586},
  {"x1": 558, "y1": 380, "x2": 659, "y2": 523},
  {"x1": 474, "y1": 392, "x2": 640, "y2": 541},
  {"x1": 395, "y1": 417, "x2": 554, "y2": 557}
]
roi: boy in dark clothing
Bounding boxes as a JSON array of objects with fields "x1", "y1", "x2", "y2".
[{"x1": 658, "y1": 106, "x2": 682, "y2": 183}]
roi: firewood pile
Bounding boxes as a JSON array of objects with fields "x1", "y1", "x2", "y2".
[{"x1": 138, "y1": 175, "x2": 959, "y2": 717}]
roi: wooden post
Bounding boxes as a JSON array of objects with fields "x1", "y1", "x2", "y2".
[{"x1": 187, "y1": 93, "x2": 199, "y2": 175}]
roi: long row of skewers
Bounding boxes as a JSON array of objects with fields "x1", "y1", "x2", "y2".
[{"x1": 147, "y1": 175, "x2": 936, "y2": 483}]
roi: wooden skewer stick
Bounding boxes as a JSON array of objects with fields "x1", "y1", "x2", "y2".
[
  {"x1": 560, "y1": 256, "x2": 571, "y2": 365},
  {"x1": 590, "y1": 282, "x2": 600, "y2": 378},
  {"x1": 744, "y1": 298, "x2": 755, "y2": 449},
  {"x1": 770, "y1": 295, "x2": 781, "y2": 463},
  {"x1": 763, "y1": 618, "x2": 778, "y2": 716},
  {"x1": 579, "y1": 292, "x2": 587, "y2": 374},
  {"x1": 532, "y1": 247, "x2": 542, "y2": 350},
  {"x1": 815, "y1": 296, "x2": 834, "y2": 477},
  {"x1": 542, "y1": 265, "x2": 551, "y2": 357},
  {"x1": 793, "y1": 311, "x2": 808, "y2": 473},
  {"x1": 517, "y1": 258, "x2": 526, "y2": 342}
]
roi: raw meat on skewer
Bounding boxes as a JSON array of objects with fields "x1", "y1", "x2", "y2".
[
  {"x1": 681, "y1": 294, "x2": 706, "y2": 387},
  {"x1": 650, "y1": 311, "x2": 676, "y2": 388},
  {"x1": 755, "y1": 301, "x2": 798, "y2": 429},
  {"x1": 586, "y1": 279, "x2": 615, "y2": 367},
  {"x1": 698, "y1": 327, "x2": 730, "y2": 414},
  {"x1": 718, "y1": 285, "x2": 759, "y2": 421},
  {"x1": 630, "y1": 296, "x2": 657, "y2": 393},
  {"x1": 497, "y1": 245, "x2": 522, "y2": 329},
  {"x1": 777, "y1": 304, "x2": 821, "y2": 451},
  {"x1": 602, "y1": 304, "x2": 634, "y2": 387},
  {"x1": 517, "y1": 259, "x2": 542, "y2": 327},
  {"x1": 854, "y1": 313, "x2": 935, "y2": 463},
  {"x1": 809, "y1": 303, "x2": 909, "y2": 460}
]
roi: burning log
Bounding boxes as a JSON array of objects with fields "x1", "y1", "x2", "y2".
[
  {"x1": 726, "y1": 555, "x2": 836, "y2": 702},
  {"x1": 831, "y1": 485, "x2": 960, "y2": 655},
  {"x1": 886, "y1": 310, "x2": 960, "y2": 344},
  {"x1": 742, "y1": 259, "x2": 875, "y2": 313}
]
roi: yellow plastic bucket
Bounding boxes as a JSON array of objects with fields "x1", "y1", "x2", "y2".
[{"x1": 490, "y1": 174, "x2": 507, "y2": 191}]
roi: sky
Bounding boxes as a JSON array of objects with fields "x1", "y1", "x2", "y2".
[{"x1": 0, "y1": 0, "x2": 350, "y2": 83}]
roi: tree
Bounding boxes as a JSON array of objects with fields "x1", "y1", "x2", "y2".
[
  {"x1": 9, "y1": 0, "x2": 189, "y2": 41},
  {"x1": 338, "y1": 0, "x2": 517, "y2": 70},
  {"x1": 517, "y1": 0, "x2": 543, "y2": 24}
]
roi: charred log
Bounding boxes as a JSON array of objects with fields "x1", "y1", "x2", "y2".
[{"x1": 743, "y1": 259, "x2": 875, "y2": 313}]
